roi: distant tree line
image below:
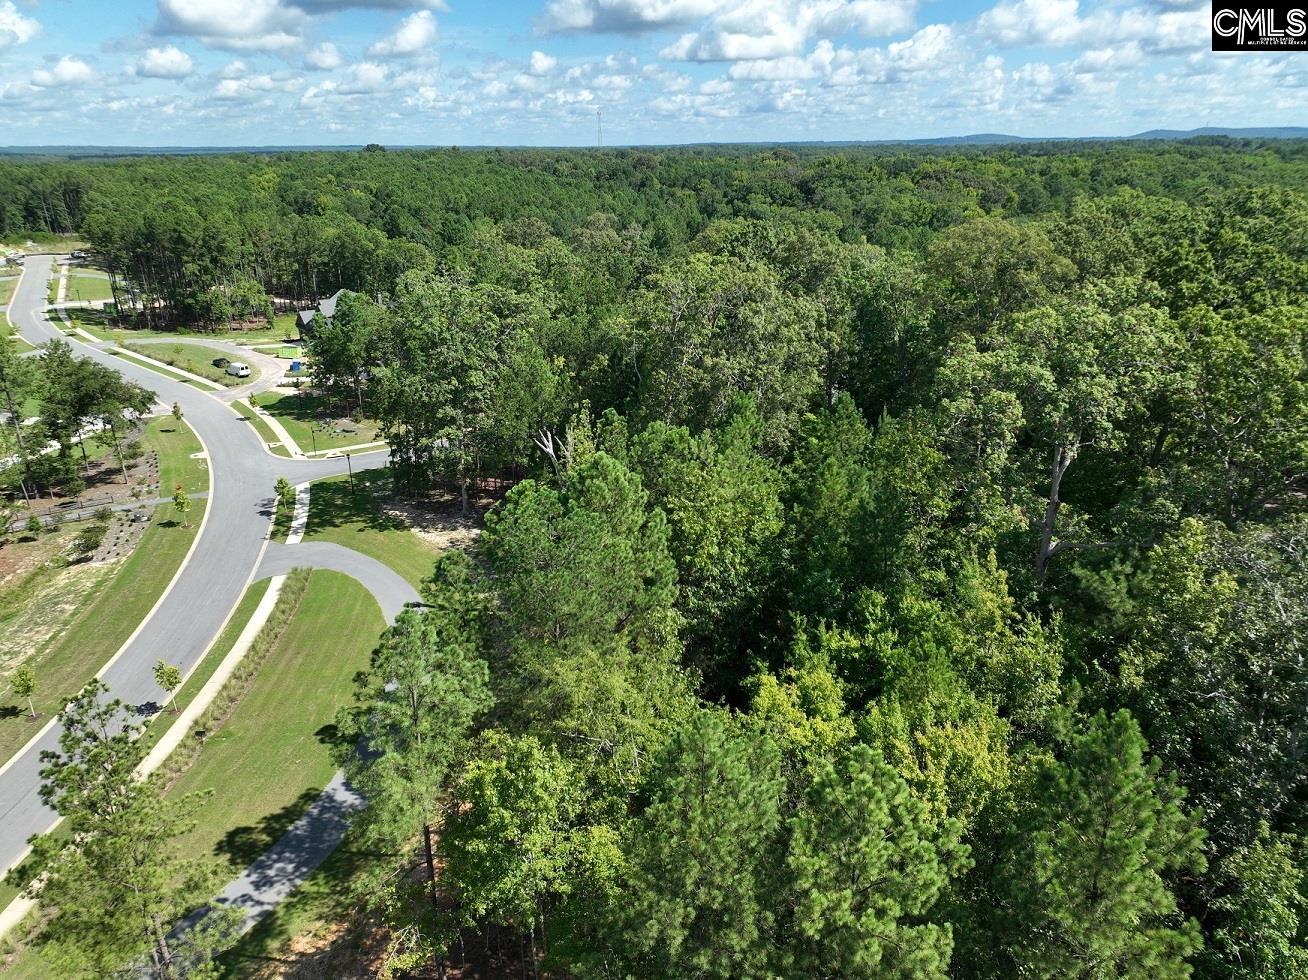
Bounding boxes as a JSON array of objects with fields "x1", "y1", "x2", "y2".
[{"x1": 2, "y1": 141, "x2": 1305, "y2": 977}]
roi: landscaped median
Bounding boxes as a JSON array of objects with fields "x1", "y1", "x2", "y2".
[{"x1": 0, "y1": 417, "x2": 210, "y2": 766}]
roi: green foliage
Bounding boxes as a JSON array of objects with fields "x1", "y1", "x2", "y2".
[
  {"x1": 785, "y1": 744, "x2": 970, "y2": 978},
  {"x1": 996, "y1": 709, "x2": 1206, "y2": 978},
  {"x1": 620, "y1": 710, "x2": 784, "y2": 979},
  {"x1": 13, "y1": 682, "x2": 231, "y2": 977}
]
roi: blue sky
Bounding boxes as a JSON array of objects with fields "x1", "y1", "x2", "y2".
[{"x1": 0, "y1": 0, "x2": 1301, "y2": 145}]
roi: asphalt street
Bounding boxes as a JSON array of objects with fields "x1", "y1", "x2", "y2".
[{"x1": 0, "y1": 254, "x2": 390, "y2": 875}]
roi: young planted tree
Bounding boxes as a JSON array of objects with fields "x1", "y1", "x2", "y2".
[
  {"x1": 171, "y1": 484, "x2": 192, "y2": 527},
  {"x1": 273, "y1": 475, "x2": 294, "y2": 512},
  {"x1": 153, "y1": 659, "x2": 182, "y2": 713},
  {"x1": 16, "y1": 682, "x2": 229, "y2": 978},
  {"x1": 171, "y1": 401, "x2": 183, "y2": 423},
  {"x1": 11, "y1": 664, "x2": 37, "y2": 718}
]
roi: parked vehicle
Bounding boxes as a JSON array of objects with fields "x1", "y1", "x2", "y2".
[{"x1": 226, "y1": 362, "x2": 251, "y2": 378}]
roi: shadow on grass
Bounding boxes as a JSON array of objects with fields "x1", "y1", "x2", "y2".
[
  {"x1": 0, "y1": 704, "x2": 20, "y2": 720},
  {"x1": 215, "y1": 839, "x2": 388, "y2": 978},
  {"x1": 305, "y1": 470, "x2": 397, "y2": 536},
  {"x1": 215, "y1": 788, "x2": 325, "y2": 869}
]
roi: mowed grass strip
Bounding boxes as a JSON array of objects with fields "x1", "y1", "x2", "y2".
[
  {"x1": 305, "y1": 470, "x2": 441, "y2": 588},
  {"x1": 262, "y1": 391, "x2": 380, "y2": 453},
  {"x1": 0, "y1": 418, "x2": 210, "y2": 764},
  {"x1": 232, "y1": 399, "x2": 294, "y2": 457},
  {"x1": 165, "y1": 570, "x2": 383, "y2": 877},
  {"x1": 63, "y1": 274, "x2": 113, "y2": 304},
  {"x1": 126, "y1": 342, "x2": 257, "y2": 388}
]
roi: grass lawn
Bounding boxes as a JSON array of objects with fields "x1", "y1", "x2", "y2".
[
  {"x1": 165, "y1": 570, "x2": 383, "y2": 878},
  {"x1": 0, "y1": 418, "x2": 210, "y2": 765},
  {"x1": 305, "y1": 469, "x2": 441, "y2": 588},
  {"x1": 111, "y1": 349, "x2": 216, "y2": 390},
  {"x1": 262, "y1": 392, "x2": 381, "y2": 454},
  {"x1": 231, "y1": 400, "x2": 293, "y2": 458},
  {"x1": 63, "y1": 274, "x2": 114, "y2": 304},
  {"x1": 0, "y1": 579, "x2": 274, "y2": 979},
  {"x1": 126, "y1": 342, "x2": 256, "y2": 388}
]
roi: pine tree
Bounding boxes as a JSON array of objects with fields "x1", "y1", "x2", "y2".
[
  {"x1": 621, "y1": 710, "x2": 784, "y2": 979},
  {"x1": 17, "y1": 682, "x2": 229, "y2": 978},
  {"x1": 785, "y1": 743, "x2": 970, "y2": 978},
  {"x1": 999, "y1": 709, "x2": 1206, "y2": 978}
]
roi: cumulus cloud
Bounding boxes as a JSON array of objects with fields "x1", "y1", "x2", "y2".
[
  {"x1": 661, "y1": 0, "x2": 916, "y2": 62},
  {"x1": 0, "y1": 0, "x2": 40, "y2": 49},
  {"x1": 305, "y1": 41, "x2": 344, "y2": 69},
  {"x1": 530, "y1": 50, "x2": 558, "y2": 74},
  {"x1": 213, "y1": 73, "x2": 299, "y2": 100},
  {"x1": 134, "y1": 45, "x2": 195, "y2": 79},
  {"x1": 368, "y1": 10, "x2": 437, "y2": 56},
  {"x1": 155, "y1": 0, "x2": 304, "y2": 51},
  {"x1": 544, "y1": 0, "x2": 726, "y2": 33},
  {"x1": 32, "y1": 56, "x2": 95, "y2": 88}
]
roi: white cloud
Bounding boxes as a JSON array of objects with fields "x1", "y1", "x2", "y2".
[
  {"x1": 339, "y1": 61, "x2": 391, "y2": 93},
  {"x1": 32, "y1": 56, "x2": 94, "y2": 88},
  {"x1": 213, "y1": 73, "x2": 296, "y2": 100},
  {"x1": 544, "y1": 0, "x2": 727, "y2": 33},
  {"x1": 155, "y1": 0, "x2": 304, "y2": 51},
  {"x1": 305, "y1": 41, "x2": 344, "y2": 70},
  {"x1": 661, "y1": 0, "x2": 916, "y2": 62},
  {"x1": 368, "y1": 10, "x2": 437, "y2": 57},
  {"x1": 976, "y1": 0, "x2": 1083, "y2": 46},
  {"x1": 220, "y1": 60, "x2": 250, "y2": 78},
  {"x1": 530, "y1": 50, "x2": 558, "y2": 74},
  {"x1": 134, "y1": 45, "x2": 195, "y2": 79},
  {"x1": 0, "y1": 0, "x2": 40, "y2": 49}
]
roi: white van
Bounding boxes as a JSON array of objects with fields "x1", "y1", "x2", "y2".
[{"x1": 226, "y1": 362, "x2": 251, "y2": 378}]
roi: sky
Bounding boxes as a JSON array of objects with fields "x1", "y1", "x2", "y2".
[{"x1": 0, "y1": 0, "x2": 1302, "y2": 146}]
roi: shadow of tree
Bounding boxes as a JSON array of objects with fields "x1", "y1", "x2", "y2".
[
  {"x1": 0, "y1": 705, "x2": 20, "y2": 720},
  {"x1": 304, "y1": 470, "x2": 397, "y2": 536},
  {"x1": 215, "y1": 787, "x2": 324, "y2": 869}
]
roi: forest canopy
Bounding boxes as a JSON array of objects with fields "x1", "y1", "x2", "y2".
[{"x1": 4, "y1": 138, "x2": 1306, "y2": 977}]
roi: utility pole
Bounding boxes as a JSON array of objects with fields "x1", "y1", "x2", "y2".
[{"x1": 596, "y1": 109, "x2": 603, "y2": 148}]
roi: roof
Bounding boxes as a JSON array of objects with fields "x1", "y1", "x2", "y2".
[
  {"x1": 319, "y1": 289, "x2": 345, "y2": 320},
  {"x1": 296, "y1": 289, "x2": 346, "y2": 331}
]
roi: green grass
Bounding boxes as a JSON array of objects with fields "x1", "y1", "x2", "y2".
[
  {"x1": 0, "y1": 418, "x2": 210, "y2": 765},
  {"x1": 262, "y1": 392, "x2": 381, "y2": 453},
  {"x1": 126, "y1": 342, "x2": 256, "y2": 388},
  {"x1": 0, "y1": 579, "x2": 271, "y2": 975},
  {"x1": 305, "y1": 469, "x2": 441, "y2": 588},
  {"x1": 231, "y1": 400, "x2": 293, "y2": 458},
  {"x1": 165, "y1": 570, "x2": 383, "y2": 877},
  {"x1": 64, "y1": 274, "x2": 113, "y2": 304},
  {"x1": 111, "y1": 349, "x2": 215, "y2": 390}
]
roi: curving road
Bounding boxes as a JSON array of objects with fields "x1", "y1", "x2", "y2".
[{"x1": 0, "y1": 254, "x2": 391, "y2": 877}]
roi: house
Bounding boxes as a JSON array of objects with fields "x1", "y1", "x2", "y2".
[{"x1": 296, "y1": 288, "x2": 345, "y2": 337}]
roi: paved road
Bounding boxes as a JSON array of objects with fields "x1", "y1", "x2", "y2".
[{"x1": 0, "y1": 255, "x2": 391, "y2": 875}]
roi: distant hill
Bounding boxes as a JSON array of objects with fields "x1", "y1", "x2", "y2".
[{"x1": 1, "y1": 127, "x2": 1306, "y2": 157}]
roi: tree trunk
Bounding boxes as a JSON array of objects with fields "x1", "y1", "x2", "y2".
[{"x1": 1035, "y1": 441, "x2": 1075, "y2": 587}]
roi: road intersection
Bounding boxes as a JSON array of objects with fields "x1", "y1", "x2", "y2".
[{"x1": 1, "y1": 255, "x2": 400, "y2": 926}]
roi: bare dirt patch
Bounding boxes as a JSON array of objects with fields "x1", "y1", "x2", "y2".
[
  {"x1": 377, "y1": 497, "x2": 481, "y2": 551},
  {"x1": 0, "y1": 558, "x2": 118, "y2": 674}
]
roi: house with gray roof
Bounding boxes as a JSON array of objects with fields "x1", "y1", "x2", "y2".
[{"x1": 296, "y1": 288, "x2": 345, "y2": 336}]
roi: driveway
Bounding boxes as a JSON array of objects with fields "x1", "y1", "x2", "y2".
[{"x1": 0, "y1": 254, "x2": 391, "y2": 880}]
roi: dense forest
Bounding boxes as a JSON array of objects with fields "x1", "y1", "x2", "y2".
[{"x1": 4, "y1": 139, "x2": 1307, "y2": 977}]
